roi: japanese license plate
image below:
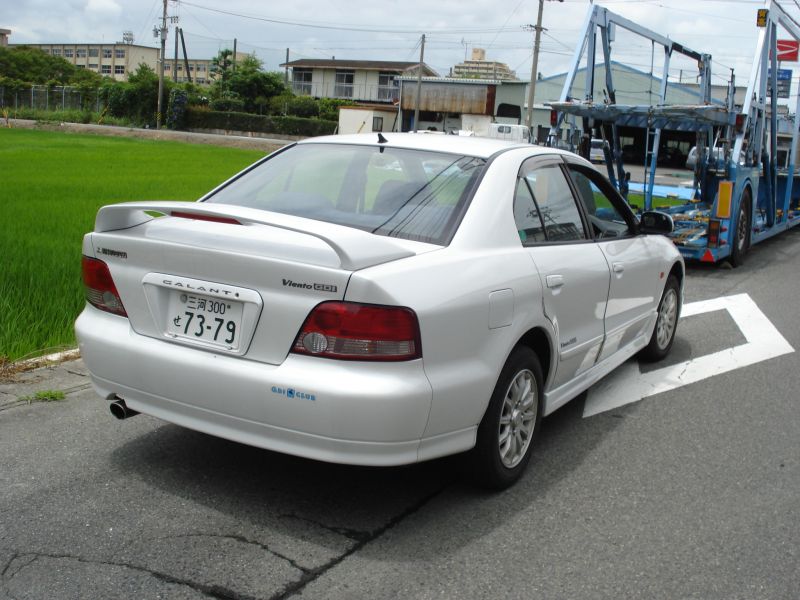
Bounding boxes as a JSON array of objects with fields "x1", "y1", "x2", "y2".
[{"x1": 166, "y1": 291, "x2": 244, "y2": 350}]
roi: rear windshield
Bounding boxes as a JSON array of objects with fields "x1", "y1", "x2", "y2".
[
  {"x1": 591, "y1": 140, "x2": 604, "y2": 149},
  {"x1": 205, "y1": 143, "x2": 486, "y2": 246}
]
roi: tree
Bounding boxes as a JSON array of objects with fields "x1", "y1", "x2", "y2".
[
  {"x1": 210, "y1": 49, "x2": 234, "y2": 89},
  {"x1": 102, "y1": 63, "x2": 165, "y2": 126},
  {"x1": 211, "y1": 52, "x2": 287, "y2": 113},
  {"x1": 0, "y1": 46, "x2": 101, "y2": 86}
]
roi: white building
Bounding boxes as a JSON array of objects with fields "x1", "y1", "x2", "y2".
[{"x1": 281, "y1": 59, "x2": 438, "y2": 104}]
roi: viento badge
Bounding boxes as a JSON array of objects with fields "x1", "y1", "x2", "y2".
[{"x1": 282, "y1": 279, "x2": 338, "y2": 293}]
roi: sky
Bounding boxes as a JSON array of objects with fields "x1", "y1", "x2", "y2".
[{"x1": 4, "y1": 0, "x2": 800, "y2": 93}]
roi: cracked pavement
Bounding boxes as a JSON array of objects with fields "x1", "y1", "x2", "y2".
[
  {"x1": 0, "y1": 360, "x2": 454, "y2": 600},
  {"x1": 2, "y1": 231, "x2": 800, "y2": 599}
]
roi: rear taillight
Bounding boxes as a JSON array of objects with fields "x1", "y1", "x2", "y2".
[
  {"x1": 707, "y1": 219, "x2": 721, "y2": 246},
  {"x1": 292, "y1": 302, "x2": 421, "y2": 361},
  {"x1": 81, "y1": 256, "x2": 127, "y2": 317}
]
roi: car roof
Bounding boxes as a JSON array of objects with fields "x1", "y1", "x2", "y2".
[{"x1": 299, "y1": 132, "x2": 539, "y2": 160}]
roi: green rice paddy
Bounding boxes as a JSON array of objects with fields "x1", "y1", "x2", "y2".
[{"x1": 0, "y1": 128, "x2": 265, "y2": 362}]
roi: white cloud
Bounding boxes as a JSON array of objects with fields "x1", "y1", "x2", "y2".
[{"x1": 85, "y1": 0, "x2": 122, "y2": 17}]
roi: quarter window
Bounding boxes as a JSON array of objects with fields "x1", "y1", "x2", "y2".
[{"x1": 513, "y1": 179, "x2": 546, "y2": 244}]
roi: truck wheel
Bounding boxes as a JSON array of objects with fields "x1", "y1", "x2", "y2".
[
  {"x1": 471, "y1": 347, "x2": 543, "y2": 489},
  {"x1": 640, "y1": 275, "x2": 680, "y2": 362},
  {"x1": 730, "y1": 189, "x2": 751, "y2": 267}
]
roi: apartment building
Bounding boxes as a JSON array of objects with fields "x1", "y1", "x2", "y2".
[{"x1": 451, "y1": 48, "x2": 518, "y2": 81}]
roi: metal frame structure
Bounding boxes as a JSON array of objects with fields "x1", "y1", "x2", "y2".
[
  {"x1": 547, "y1": 1, "x2": 800, "y2": 265},
  {"x1": 548, "y1": 4, "x2": 713, "y2": 204}
]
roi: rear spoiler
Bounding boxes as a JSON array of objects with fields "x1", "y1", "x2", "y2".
[{"x1": 94, "y1": 201, "x2": 417, "y2": 271}]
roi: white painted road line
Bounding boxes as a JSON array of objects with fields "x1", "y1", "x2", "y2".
[{"x1": 583, "y1": 294, "x2": 795, "y2": 418}]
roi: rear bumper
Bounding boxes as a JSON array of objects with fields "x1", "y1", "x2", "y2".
[{"x1": 76, "y1": 306, "x2": 472, "y2": 466}]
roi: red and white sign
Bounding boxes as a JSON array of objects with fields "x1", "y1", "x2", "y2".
[{"x1": 777, "y1": 39, "x2": 799, "y2": 62}]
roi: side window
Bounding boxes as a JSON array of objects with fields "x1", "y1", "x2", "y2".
[
  {"x1": 567, "y1": 165, "x2": 634, "y2": 239},
  {"x1": 514, "y1": 179, "x2": 546, "y2": 244},
  {"x1": 517, "y1": 164, "x2": 587, "y2": 243}
]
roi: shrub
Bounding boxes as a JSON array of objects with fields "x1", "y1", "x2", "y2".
[
  {"x1": 210, "y1": 96, "x2": 245, "y2": 112},
  {"x1": 166, "y1": 89, "x2": 188, "y2": 130},
  {"x1": 267, "y1": 94, "x2": 293, "y2": 116},
  {"x1": 317, "y1": 97, "x2": 355, "y2": 121},
  {"x1": 0, "y1": 106, "x2": 130, "y2": 126},
  {"x1": 285, "y1": 96, "x2": 318, "y2": 118}
]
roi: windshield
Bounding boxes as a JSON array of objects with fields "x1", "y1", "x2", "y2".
[{"x1": 205, "y1": 143, "x2": 486, "y2": 246}]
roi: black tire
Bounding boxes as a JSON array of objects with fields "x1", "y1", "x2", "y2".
[
  {"x1": 730, "y1": 189, "x2": 751, "y2": 267},
  {"x1": 640, "y1": 275, "x2": 681, "y2": 362},
  {"x1": 470, "y1": 347, "x2": 543, "y2": 490}
]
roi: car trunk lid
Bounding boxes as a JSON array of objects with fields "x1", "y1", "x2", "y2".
[{"x1": 88, "y1": 201, "x2": 435, "y2": 365}]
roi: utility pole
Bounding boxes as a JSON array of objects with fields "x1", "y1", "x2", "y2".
[
  {"x1": 285, "y1": 48, "x2": 289, "y2": 84},
  {"x1": 156, "y1": 0, "x2": 167, "y2": 129},
  {"x1": 180, "y1": 28, "x2": 192, "y2": 84},
  {"x1": 232, "y1": 38, "x2": 237, "y2": 72},
  {"x1": 524, "y1": 0, "x2": 562, "y2": 135},
  {"x1": 173, "y1": 25, "x2": 178, "y2": 83},
  {"x1": 413, "y1": 34, "x2": 425, "y2": 132}
]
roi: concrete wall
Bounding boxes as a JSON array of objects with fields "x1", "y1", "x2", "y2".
[
  {"x1": 339, "y1": 107, "x2": 398, "y2": 134},
  {"x1": 461, "y1": 114, "x2": 493, "y2": 136}
]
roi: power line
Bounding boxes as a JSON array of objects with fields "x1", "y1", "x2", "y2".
[{"x1": 179, "y1": 1, "x2": 524, "y2": 34}]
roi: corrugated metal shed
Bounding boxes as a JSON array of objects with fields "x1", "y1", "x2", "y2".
[{"x1": 400, "y1": 81, "x2": 495, "y2": 114}]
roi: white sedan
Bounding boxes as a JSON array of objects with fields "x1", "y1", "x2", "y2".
[{"x1": 76, "y1": 133, "x2": 683, "y2": 488}]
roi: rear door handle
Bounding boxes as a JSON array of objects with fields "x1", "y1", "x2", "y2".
[
  {"x1": 546, "y1": 275, "x2": 564, "y2": 289},
  {"x1": 612, "y1": 262, "x2": 625, "y2": 274}
]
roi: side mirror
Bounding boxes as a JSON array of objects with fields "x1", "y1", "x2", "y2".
[{"x1": 639, "y1": 210, "x2": 673, "y2": 235}]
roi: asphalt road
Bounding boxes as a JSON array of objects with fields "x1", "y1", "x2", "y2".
[{"x1": 2, "y1": 231, "x2": 799, "y2": 599}]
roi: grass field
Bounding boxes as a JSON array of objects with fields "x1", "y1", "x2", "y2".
[{"x1": 0, "y1": 128, "x2": 266, "y2": 362}]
